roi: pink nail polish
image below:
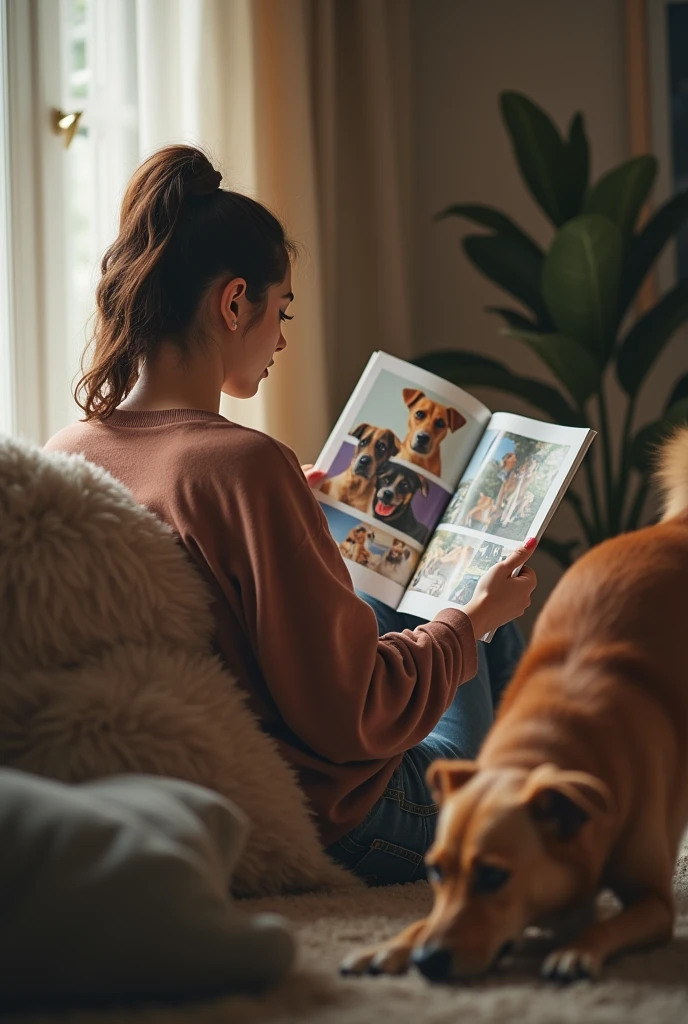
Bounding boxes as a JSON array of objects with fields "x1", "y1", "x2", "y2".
[{"x1": 525, "y1": 537, "x2": 537, "y2": 550}]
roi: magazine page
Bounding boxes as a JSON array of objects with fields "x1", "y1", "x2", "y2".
[
  {"x1": 398, "y1": 412, "x2": 595, "y2": 622},
  {"x1": 314, "y1": 351, "x2": 491, "y2": 608}
]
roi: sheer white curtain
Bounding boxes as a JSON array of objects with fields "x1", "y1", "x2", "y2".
[{"x1": 135, "y1": 0, "x2": 412, "y2": 461}]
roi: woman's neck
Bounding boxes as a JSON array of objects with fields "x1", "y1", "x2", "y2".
[{"x1": 118, "y1": 340, "x2": 223, "y2": 414}]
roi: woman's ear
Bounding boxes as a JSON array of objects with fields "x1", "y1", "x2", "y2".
[{"x1": 220, "y1": 277, "x2": 247, "y2": 331}]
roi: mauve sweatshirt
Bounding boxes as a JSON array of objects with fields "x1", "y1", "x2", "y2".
[{"x1": 45, "y1": 408, "x2": 477, "y2": 845}]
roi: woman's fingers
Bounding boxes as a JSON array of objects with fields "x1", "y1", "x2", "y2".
[{"x1": 301, "y1": 464, "x2": 327, "y2": 489}]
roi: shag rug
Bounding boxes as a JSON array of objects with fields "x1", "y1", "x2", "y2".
[{"x1": 8, "y1": 842, "x2": 688, "y2": 1024}]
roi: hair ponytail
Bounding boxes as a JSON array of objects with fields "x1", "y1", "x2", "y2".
[{"x1": 76, "y1": 145, "x2": 292, "y2": 419}]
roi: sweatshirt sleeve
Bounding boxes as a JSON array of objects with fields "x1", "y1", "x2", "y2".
[{"x1": 199, "y1": 434, "x2": 478, "y2": 764}]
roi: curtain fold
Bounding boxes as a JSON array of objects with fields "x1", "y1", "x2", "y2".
[{"x1": 135, "y1": 0, "x2": 411, "y2": 461}]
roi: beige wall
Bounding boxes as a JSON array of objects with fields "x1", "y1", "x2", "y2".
[{"x1": 410, "y1": 0, "x2": 686, "y2": 632}]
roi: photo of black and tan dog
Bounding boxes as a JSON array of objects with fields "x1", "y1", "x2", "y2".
[
  {"x1": 338, "y1": 524, "x2": 376, "y2": 566},
  {"x1": 399, "y1": 389, "x2": 466, "y2": 477},
  {"x1": 321, "y1": 423, "x2": 400, "y2": 513},
  {"x1": 341, "y1": 427, "x2": 688, "y2": 986},
  {"x1": 372, "y1": 462, "x2": 430, "y2": 544}
]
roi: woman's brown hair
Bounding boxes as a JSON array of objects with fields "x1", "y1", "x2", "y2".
[{"x1": 76, "y1": 145, "x2": 292, "y2": 419}]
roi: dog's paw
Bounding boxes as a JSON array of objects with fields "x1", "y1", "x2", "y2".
[
  {"x1": 541, "y1": 948, "x2": 600, "y2": 984},
  {"x1": 340, "y1": 945, "x2": 411, "y2": 977}
]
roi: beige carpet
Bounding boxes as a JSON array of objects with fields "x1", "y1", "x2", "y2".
[{"x1": 10, "y1": 845, "x2": 688, "y2": 1024}]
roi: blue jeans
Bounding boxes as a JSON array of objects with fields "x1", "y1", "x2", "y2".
[{"x1": 325, "y1": 596, "x2": 525, "y2": 886}]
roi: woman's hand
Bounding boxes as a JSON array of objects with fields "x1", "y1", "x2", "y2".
[
  {"x1": 301, "y1": 463, "x2": 327, "y2": 488},
  {"x1": 463, "y1": 539, "x2": 538, "y2": 638}
]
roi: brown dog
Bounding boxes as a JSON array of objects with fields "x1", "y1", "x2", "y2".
[
  {"x1": 341, "y1": 428, "x2": 688, "y2": 984},
  {"x1": 321, "y1": 424, "x2": 399, "y2": 513},
  {"x1": 399, "y1": 390, "x2": 466, "y2": 477},
  {"x1": 377, "y1": 538, "x2": 414, "y2": 583}
]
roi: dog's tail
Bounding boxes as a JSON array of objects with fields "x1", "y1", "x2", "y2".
[{"x1": 656, "y1": 425, "x2": 688, "y2": 521}]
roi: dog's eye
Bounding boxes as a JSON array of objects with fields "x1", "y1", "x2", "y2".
[
  {"x1": 472, "y1": 863, "x2": 511, "y2": 894},
  {"x1": 415, "y1": 410, "x2": 426, "y2": 420},
  {"x1": 434, "y1": 418, "x2": 446, "y2": 429},
  {"x1": 426, "y1": 863, "x2": 443, "y2": 884},
  {"x1": 375, "y1": 440, "x2": 387, "y2": 452},
  {"x1": 358, "y1": 437, "x2": 369, "y2": 448}
]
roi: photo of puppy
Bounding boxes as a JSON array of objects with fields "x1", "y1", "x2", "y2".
[
  {"x1": 321, "y1": 423, "x2": 399, "y2": 513},
  {"x1": 338, "y1": 524, "x2": 376, "y2": 566},
  {"x1": 372, "y1": 462, "x2": 430, "y2": 544},
  {"x1": 398, "y1": 389, "x2": 466, "y2": 477},
  {"x1": 376, "y1": 538, "x2": 417, "y2": 584}
]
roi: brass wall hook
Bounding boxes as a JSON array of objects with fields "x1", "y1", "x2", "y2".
[{"x1": 50, "y1": 108, "x2": 84, "y2": 149}]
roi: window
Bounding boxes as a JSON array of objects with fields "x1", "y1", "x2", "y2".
[
  {"x1": 4, "y1": 0, "x2": 139, "y2": 442},
  {"x1": 0, "y1": 0, "x2": 13, "y2": 435}
]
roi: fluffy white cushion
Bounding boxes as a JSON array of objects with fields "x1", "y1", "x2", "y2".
[
  {"x1": 0, "y1": 436, "x2": 354, "y2": 896},
  {"x1": 0, "y1": 769, "x2": 295, "y2": 1009}
]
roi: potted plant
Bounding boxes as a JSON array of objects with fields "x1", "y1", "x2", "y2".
[{"x1": 417, "y1": 92, "x2": 688, "y2": 567}]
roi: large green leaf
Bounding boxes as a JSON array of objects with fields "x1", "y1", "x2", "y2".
[
  {"x1": 463, "y1": 234, "x2": 552, "y2": 325},
  {"x1": 582, "y1": 156, "x2": 657, "y2": 237},
  {"x1": 506, "y1": 329, "x2": 601, "y2": 406},
  {"x1": 617, "y1": 281, "x2": 688, "y2": 397},
  {"x1": 542, "y1": 214, "x2": 622, "y2": 361},
  {"x1": 620, "y1": 189, "x2": 688, "y2": 314},
  {"x1": 414, "y1": 350, "x2": 584, "y2": 426},
  {"x1": 435, "y1": 203, "x2": 543, "y2": 255},
  {"x1": 630, "y1": 397, "x2": 688, "y2": 473},
  {"x1": 500, "y1": 92, "x2": 567, "y2": 226}
]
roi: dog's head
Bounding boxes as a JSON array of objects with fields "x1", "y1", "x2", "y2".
[
  {"x1": 373, "y1": 462, "x2": 428, "y2": 523},
  {"x1": 402, "y1": 390, "x2": 465, "y2": 459},
  {"x1": 350, "y1": 424, "x2": 400, "y2": 478},
  {"x1": 410, "y1": 760, "x2": 614, "y2": 982},
  {"x1": 385, "y1": 538, "x2": 411, "y2": 565}
]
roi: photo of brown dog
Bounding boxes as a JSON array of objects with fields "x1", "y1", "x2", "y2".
[
  {"x1": 321, "y1": 423, "x2": 399, "y2": 513},
  {"x1": 398, "y1": 389, "x2": 466, "y2": 477},
  {"x1": 341, "y1": 427, "x2": 688, "y2": 985}
]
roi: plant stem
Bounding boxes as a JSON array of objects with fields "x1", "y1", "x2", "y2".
[
  {"x1": 583, "y1": 430, "x2": 603, "y2": 541},
  {"x1": 597, "y1": 386, "x2": 615, "y2": 535},
  {"x1": 625, "y1": 477, "x2": 649, "y2": 532},
  {"x1": 615, "y1": 396, "x2": 637, "y2": 529},
  {"x1": 563, "y1": 489, "x2": 596, "y2": 546}
]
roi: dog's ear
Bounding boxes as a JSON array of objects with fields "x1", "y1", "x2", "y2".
[
  {"x1": 350, "y1": 423, "x2": 371, "y2": 440},
  {"x1": 403, "y1": 388, "x2": 424, "y2": 408},
  {"x1": 446, "y1": 407, "x2": 466, "y2": 432},
  {"x1": 522, "y1": 764, "x2": 614, "y2": 842},
  {"x1": 387, "y1": 432, "x2": 401, "y2": 456},
  {"x1": 402, "y1": 548, "x2": 410, "y2": 560},
  {"x1": 418, "y1": 474, "x2": 429, "y2": 497},
  {"x1": 427, "y1": 760, "x2": 478, "y2": 803}
]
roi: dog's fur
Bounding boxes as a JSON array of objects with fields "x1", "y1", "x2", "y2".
[
  {"x1": 0, "y1": 437, "x2": 355, "y2": 898},
  {"x1": 377, "y1": 538, "x2": 414, "y2": 583},
  {"x1": 398, "y1": 390, "x2": 465, "y2": 477},
  {"x1": 342, "y1": 427, "x2": 688, "y2": 983},
  {"x1": 321, "y1": 424, "x2": 399, "y2": 513},
  {"x1": 373, "y1": 461, "x2": 430, "y2": 543}
]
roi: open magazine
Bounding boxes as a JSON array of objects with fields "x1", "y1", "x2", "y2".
[{"x1": 314, "y1": 351, "x2": 595, "y2": 625}]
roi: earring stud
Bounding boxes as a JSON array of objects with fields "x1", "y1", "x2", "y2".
[{"x1": 231, "y1": 319, "x2": 238, "y2": 329}]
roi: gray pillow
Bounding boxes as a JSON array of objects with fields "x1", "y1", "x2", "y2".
[{"x1": 0, "y1": 770, "x2": 294, "y2": 1010}]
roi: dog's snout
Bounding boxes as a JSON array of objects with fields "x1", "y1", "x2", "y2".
[
  {"x1": 413, "y1": 432, "x2": 431, "y2": 451},
  {"x1": 357, "y1": 455, "x2": 372, "y2": 467},
  {"x1": 411, "y1": 945, "x2": 453, "y2": 983},
  {"x1": 381, "y1": 489, "x2": 395, "y2": 504}
]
